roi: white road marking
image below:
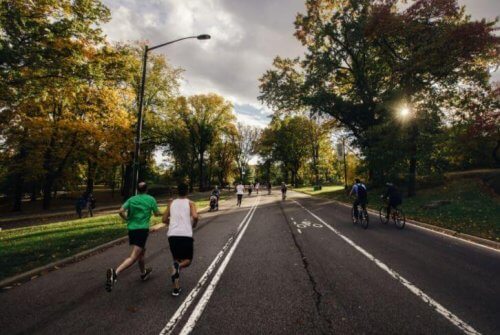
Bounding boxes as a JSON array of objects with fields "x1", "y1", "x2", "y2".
[
  {"x1": 293, "y1": 200, "x2": 481, "y2": 335},
  {"x1": 159, "y1": 197, "x2": 260, "y2": 335},
  {"x1": 178, "y1": 196, "x2": 261, "y2": 335},
  {"x1": 297, "y1": 229, "x2": 302, "y2": 234},
  {"x1": 314, "y1": 194, "x2": 499, "y2": 254}
]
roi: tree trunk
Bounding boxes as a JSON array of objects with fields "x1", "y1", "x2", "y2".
[
  {"x1": 407, "y1": 124, "x2": 418, "y2": 197},
  {"x1": 42, "y1": 175, "x2": 54, "y2": 210},
  {"x1": 122, "y1": 163, "x2": 133, "y2": 200},
  {"x1": 86, "y1": 159, "x2": 96, "y2": 194},
  {"x1": 12, "y1": 173, "x2": 24, "y2": 212},
  {"x1": 30, "y1": 183, "x2": 37, "y2": 202},
  {"x1": 408, "y1": 156, "x2": 417, "y2": 197},
  {"x1": 493, "y1": 139, "x2": 499, "y2": 165}
]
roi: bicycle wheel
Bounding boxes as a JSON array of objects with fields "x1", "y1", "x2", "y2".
[
  {"x1": 379, "y1": 206, "x2": 389, "y2": 224},
  {"x1": 351, "y1": 208, "x2": 357, "y2": 224},
  {"x1": 394, "y1": 208, "x2": 406, "y2": 229},
  {"x1": 361, "y1": 210, "x2": 369, "y2": 229}
]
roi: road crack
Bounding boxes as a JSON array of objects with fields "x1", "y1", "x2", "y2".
[{"x1": 279, "y1": 203, "x2": 334, "y2": 334}]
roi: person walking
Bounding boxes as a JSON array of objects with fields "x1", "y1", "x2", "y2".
[
  {"x1": 105, "y1": 182, "x2": 161, "y2": 292},
  {"x1": 255, "y1": 182, "x2": 260, "y2": 195},
  {"x1": 162, "y1": 183, "x2": 199, "y2": 296},
  {"x1": 75, "y1": 193, "x2": 87, "y2": 219},
  {"x1": 236, "y1": 181, "x2": 244, "y2": 207},
  {"x1": 248, "y1": 183, "x2": 253, "y2": 197}
]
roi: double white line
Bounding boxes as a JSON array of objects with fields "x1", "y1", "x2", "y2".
[{"x1": 160, "y1": 196, "x2": 260, "y2": 335}]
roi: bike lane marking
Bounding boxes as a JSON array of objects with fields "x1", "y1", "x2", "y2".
[
  {"x1": 177, "y1": 196, "x2": 261, "y2": 334},
  {"x1": 159, "y1": 197, "x2": 260, "y2": 335},
  {"x1": 293, "y1": 200, "x2": 481, "y2": 335}
]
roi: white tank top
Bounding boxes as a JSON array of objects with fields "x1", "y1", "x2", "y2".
[{"x1": 167, "y1": 199, "x2": 193, "y2": 237}]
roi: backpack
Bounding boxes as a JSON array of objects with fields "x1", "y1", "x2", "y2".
[{"x1": 356, "y1": 184, "x2": 367, "y2": 199}]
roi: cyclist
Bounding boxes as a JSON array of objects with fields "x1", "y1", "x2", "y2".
[
  {"x1": 280, "y1": 182, "x2": 287, "y2": 200},
  {"x1": 349, "y1": 178, "x2": 368, "y2": 219},
  {"x1": 383, "y1": 182, "x2": 402, "y2": 220},
  {"x1": 211, "y1": 186, "x2": 220, "y2": 210}
]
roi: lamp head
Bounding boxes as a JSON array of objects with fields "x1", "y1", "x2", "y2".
[{"x1": 197, "y1": 34, "x2": 211, "y2": 40}]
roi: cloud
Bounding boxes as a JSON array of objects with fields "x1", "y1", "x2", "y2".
[
  {"x1": 101, "y1": 0, "x2": 500, "y2": 127},
  {"x1": 101, "y1": 0, "x2": 305, "y2": 126}
]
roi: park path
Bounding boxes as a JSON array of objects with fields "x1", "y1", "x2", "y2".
[{"x1": 1, "y1": 191, "x2": 499, "y2": 334}]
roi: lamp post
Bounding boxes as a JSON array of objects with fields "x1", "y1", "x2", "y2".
[{"x1": 131, "y1": 34, "x2": 211, "y2": 195}]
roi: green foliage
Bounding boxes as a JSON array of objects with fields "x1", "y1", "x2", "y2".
[{"x1": 259, "y1": 0, "x2": 499, "y2": 193}]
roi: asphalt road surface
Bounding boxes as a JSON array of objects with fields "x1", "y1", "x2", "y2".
[{"x1": 1, "y1": 191, "x2": 499, "y2": 334}]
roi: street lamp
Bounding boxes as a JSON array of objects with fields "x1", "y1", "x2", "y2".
[{"x1": 132, "y1": 34, "x2": 211, "y2": 195}]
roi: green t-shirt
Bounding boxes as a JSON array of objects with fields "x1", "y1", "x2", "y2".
[{"x1": 123, "y1": 194, "x2": 159, "y2": 230}]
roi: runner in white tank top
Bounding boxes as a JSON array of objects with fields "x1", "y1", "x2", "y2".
[
  {"x1": 162, "y1": 183, "x2": 199, "y2": 296},
  {"x1": 168, "y1": 199, "x2": 193, "y2": 237}
]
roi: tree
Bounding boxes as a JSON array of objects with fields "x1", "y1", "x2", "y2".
[
  {"x1": 171, "y1": 94, "x2": 236, "y2": 191},
  {"x1": 260, "y1": 0, "x2": 499, "y2": 195},
  {"x1": 234, "y1": 123, "x2": 261, "y2": 182}
]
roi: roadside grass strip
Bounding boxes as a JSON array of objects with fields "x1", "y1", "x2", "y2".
[
  {"x1": 294, "y1": 179, "x2": 500, "y2": 242},
  {"x1": 0, "y1": 196, "x2": 216, "y2": 281},
  {"x1": 293, "y1": 200, "x2": 481, "y2": 335},
  {"x1": 160, "y1": 196, "x2": 260, "y2": 335}
]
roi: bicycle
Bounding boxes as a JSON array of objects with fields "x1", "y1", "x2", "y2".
[
  {"x1": 351, "y1": 204, "x2": 369, "y2": 229},
  {"x1": 379, "y1": 200, "x2": 405, "y2": 229}
]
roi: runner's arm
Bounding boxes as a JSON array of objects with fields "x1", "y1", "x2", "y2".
[
  {"x1": 118, "y1": 206, "x2": 128, "y2": 221},
  {"x1": 190, "y1": 201, "x2": 199, "y2": 228},
  {"x1": 162, "y1": 202, "x2": 171, "y2": 226}
]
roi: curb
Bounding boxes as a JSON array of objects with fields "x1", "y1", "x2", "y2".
[
  {"x1": 337, "y1": 200, "x2": 500, "y2": 251},
  {"x1": 294, "y1": 191, "x2": 500, "y2": 252},
  {"x1": 0, "y1": 223, "x2": 167, "y2": 290},
  {"x1": 1, "y1": 204, "x2": 214, "y2": 290}
]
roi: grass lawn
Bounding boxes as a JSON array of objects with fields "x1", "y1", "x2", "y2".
[
  {"x1": 0, "y1": 192, "x2": 229, "y2": 281},
  {"x1": 294, "y1": 179, "x2": 500, "y2": 242}
]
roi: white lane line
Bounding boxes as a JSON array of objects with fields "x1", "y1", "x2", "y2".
[
  {"x1": 297, "y1": 229, "x2": 302, "y2": 234},
  {"x1": 159, "y1": 197, "x2": 260, "y2": 335},
  {"x1": 306, "y1": 193, "x2": 499, "y2": 254},
  {"x1": 293, "y1": 200, "x2": 481, "y2": 335},
  {"x1": 178, "y1": 196, "x2": 261, "y2": 335}
]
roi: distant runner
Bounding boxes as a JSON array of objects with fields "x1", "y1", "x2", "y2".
[
  {"x1": 236, "y1": 182, "x2": 244, "y2": 207},
  {"x1": 255, "y1": 182, "x2": 260, "y2": 194},
  {"x1": 106, "y1": 182, "x2": 160, "y2": 292},
  {"x1": 163, "y1": 182, "x2": 199, "y2": 296},
  {"x1": 281, "y1": 182, "x2": 287, "y2": 200}
]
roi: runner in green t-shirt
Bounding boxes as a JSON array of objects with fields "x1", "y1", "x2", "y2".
[{"x1": 106, "y1": 182, "x2": 161, "y2": 292}]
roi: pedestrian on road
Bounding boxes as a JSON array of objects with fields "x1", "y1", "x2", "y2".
[
  {"x1": 248, "y1": 183, "x2": 253, "y2": 196},
  {"x1": 255, "y1": 182, "x2": 260, "y2": 194},
  {"x1": 162, "y1": 182, "x2": 199, "y2": 296},
  {"x1": 106, "y1": 182, "x2": 161, "y2": 292},
  {"x1": 75, "y1": 193, "x2": 87, "y2": 219},
  {"x1": 236, "y1": 181, "x2": 244, "y2": 207}
]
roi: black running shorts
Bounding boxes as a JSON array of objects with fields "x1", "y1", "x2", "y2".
[
  {"x1": 168, "y1": 236, "x2": 194, "y2": 260},
  {"x1": 128, "y1": 229, "x2": 149, "y2": 249}
]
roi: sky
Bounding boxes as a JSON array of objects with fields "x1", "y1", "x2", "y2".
[{"x1": 100, "y1": 0, "x2": 500, "y2": 129}]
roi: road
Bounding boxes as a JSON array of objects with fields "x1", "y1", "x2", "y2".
[{"x1": 1, "y1": 191, "x2": 499, "y2": 334}]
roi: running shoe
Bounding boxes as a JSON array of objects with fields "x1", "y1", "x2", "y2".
[
  {"x1": 140, "y1": 268, "x2": 153, "y2": 281},
  {"x1": 105, "y1": 268, "x2": 117, "y2": 292},
  {"x1": 172, "y1": 287, "x2": 182, "y2": 297}
]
